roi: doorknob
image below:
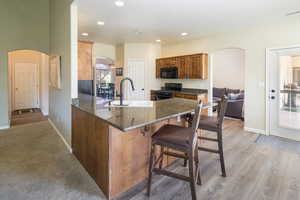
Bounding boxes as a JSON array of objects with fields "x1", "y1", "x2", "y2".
[
  {"x1": 271, "y1": 89, "x2": 276, "y2": 93},
  {"x1": 141, "y1": 88, "x2": 145, "y2": 91},
  {"x1": 271, "y1": 96, "x2": 275, "y2": 100}
]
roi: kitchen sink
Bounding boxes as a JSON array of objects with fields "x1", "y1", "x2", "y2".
[{"x1": 105, "y1": 100, "x2": 154, "y2": 107}]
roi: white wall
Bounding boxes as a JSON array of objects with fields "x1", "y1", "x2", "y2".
[
  {"x1": 213, "y1": 48, "x2": 245, "y2": 89},
  {"x1": 40, "y1": 54, "x2": 49, "y2": 115},
  {"x1": 0, "y1": 0, "x2": 50, "y2": 129},
  {"x1": 162, "y1": 15, "x2": 300, "y2": 132},
  {"x1": 93, "y1": 42, "x2": 116, "y2": 62},
  {"x1": 123, "y1": 43, "x2": 161, "y2": 100},
  {"x1": 71, "y1": 2, "x2": 78, "y2": 99},
  {"x1": 49, "y1": 0, "x2": 73, "y2": 146}
]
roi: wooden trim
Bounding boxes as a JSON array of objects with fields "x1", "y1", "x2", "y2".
[{"x1": 78, "y1": 40, "x2": 94, "y2": 44}]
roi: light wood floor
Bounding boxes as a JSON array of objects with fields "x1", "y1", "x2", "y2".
[
  {"x1": 0, "y1": 119, "x2": 299, "y2": 200},
  {"x1": 129, "y1": 119, "x2": 300, "y2": 200}
]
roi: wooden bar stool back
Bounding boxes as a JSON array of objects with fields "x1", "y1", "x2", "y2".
[
  {"x1": 147, "y1": 101, "x2": 203, "y2": 200},
  {"x1": 197, "y1": 95, "x2": 228, "y2": 177}
]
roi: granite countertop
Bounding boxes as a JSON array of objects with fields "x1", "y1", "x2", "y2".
[
  {"x1": 72, "y1": 94, "x2": 211, "y2": 132},
  {"x1": 152, "y1": 88, "x2": 208, "y2": 95}
]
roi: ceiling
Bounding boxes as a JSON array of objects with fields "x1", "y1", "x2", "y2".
[{"x1": 77, "y1": 0, "x2": 300, "y2": 44}]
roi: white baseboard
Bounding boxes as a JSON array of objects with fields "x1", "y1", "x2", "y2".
[
  {"x1": 42, "y1": 110, "x2": 49, "y2": 116},
  {"x1": 48, "y1": 119, "x2": 72, "y2": 153},
  {"x1": 244, "y1": 127, "x2": 266, "y2": 135},
  {"x1": 0, "y1": 124, "x2": 10, "y2": 130}
]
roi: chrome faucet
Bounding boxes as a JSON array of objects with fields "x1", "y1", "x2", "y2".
[{"x1": 120, "y1": 77, "x2": 135, "y2": 105}]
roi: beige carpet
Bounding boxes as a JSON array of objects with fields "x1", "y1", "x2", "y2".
[{"x1": 0, "y1": 122, "x2": 105, "y2": 200}]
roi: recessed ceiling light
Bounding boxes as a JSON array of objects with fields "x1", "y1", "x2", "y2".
[
  {"x1": 156, "y1": 39, "x2": 161, "y2": 43},
  {"x1": 135, "y1": 31, "x2": 142, "y2": 35},
  {"x1": 82, "y1": 33, "x2": 89, "y2": 36},
  {"x1": 286, "y1": 10, "x2": 300, "y2": 16},
  {"x1": 181, "y1": 32, "x2": 188, "y2": 36},
  {"x1": 115, "y1": 0, "x2": 125, "y2": 7},
  {"x1": 97, "y1": 21, "x2": 105, "y2": 26}
]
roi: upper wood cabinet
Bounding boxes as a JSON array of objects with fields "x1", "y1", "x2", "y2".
[
  {"x1": 78, "y1": 41, "x2": 93, "y2": 80},
  {"x1": 156, "y1": 53, "x2": 208, "y2": 79}
]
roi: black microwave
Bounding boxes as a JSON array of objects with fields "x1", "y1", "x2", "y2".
[{"x1": 160, "y1": 67, "x2": 178, "y2": 79}]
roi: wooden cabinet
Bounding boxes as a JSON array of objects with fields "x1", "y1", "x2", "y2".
[
  {"x1": 156, "y1": 53, "x2": 208, "y2": 79},
  {"x1": 78, "y1": 41, "x2": 93, "y2": 80},
  {"x1": 184, "y1": 54, "x2": 208, "y2": 79}
]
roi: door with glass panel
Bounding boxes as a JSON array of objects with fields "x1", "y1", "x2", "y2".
[{"x1": 269, "y1": 47, "x2": 300, "y2": 141}]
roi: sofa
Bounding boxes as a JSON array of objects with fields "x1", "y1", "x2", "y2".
[{"x1": 213, "y1": 87, "x2": 244, "y2": 120}]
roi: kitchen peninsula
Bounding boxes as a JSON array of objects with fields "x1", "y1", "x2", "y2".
[{"x1": 72, "y1": 94, "x2": 208, "y2": 199}]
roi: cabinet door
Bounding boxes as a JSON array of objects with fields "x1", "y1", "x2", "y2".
[
  {"x1": 185, "y1": 54, "x2": 208, "y2": 79},
  {"x1": 199, "y1": 54, "x2": 208, "y2": 79},
  {"x1": 177, "y1": 57, "x2": 186, "y2": 79},
  {"x1": 163, "y1": 58, "x2": 177, "y2": 66},
  {"x1": 78, "y1": 41, "x2": 93, "y2": 80},
  {"x1": 184, "y1": 56, "x2": 192, "y2": 79},
  {"x1": 156, "y1": 59, "x2": 161, "y2": 78}
]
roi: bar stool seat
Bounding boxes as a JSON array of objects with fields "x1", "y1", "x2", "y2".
[
  {"x1": 152, "y1": 125, "x2": 193, "y2": 152},
  {"x1": 197, "y1": 115, "x2": 219, "y2": 130}
]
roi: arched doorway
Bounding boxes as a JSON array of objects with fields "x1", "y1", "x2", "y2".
[
  {"x1": 8, "y1": 50, "x2": 49, "y2": 126},
  {"x1": 210, "y1": 48, "x2": 246, "y2": 121}
]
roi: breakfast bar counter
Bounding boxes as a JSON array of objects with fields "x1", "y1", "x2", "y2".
[{"x1": 71, "y1": 94, "x2": 208, "y2": 199}]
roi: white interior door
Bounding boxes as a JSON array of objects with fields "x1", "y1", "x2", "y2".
[
  {"x1": 127, "y1": 60, "x2": 146, "y2": 100},
  {"x1": 269, "y1": 47, "x2": 300, "y2": 141},
  {"x1": 14, "y1": 63, "x2": 39, "y2": 110}
]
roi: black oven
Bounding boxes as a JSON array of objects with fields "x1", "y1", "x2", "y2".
[{"x1": 160, "y1": 67, "x2": 178, "y2": 79}]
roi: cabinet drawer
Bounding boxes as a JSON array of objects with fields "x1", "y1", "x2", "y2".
[
  {"x1": 183, "y1": 94, "x2": 198, "y2": 100},
  {"x1": 174, "y1": 93, "x2": 198, "y2": 100},
  {"x1": 174, "y1": 93, "x2": 186, "y2": 98}
]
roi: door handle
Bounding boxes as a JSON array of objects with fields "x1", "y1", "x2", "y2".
[
  {"x1": 271, "y1": 89, "x2": 276, "y2": 93},
  {"x1": 271, "y1": 96, "x2": 275, "y2": 100},
  {"x1": 141, "y1": 88, "x2": 145, "y2": 91}
]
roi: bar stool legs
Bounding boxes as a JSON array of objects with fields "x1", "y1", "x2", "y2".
[
  {"x1": 188, "y1": 149, "x2": 197, "y2": 200},
  {"x1": 147, "y1": 144, "x2": 155, "y2": 197},
  {"x1": 147, "y1": 144, "x2": 201, "y2": 200},
  {"x1": 217, "y1": 130, "x2": 226, "y2": 177}
]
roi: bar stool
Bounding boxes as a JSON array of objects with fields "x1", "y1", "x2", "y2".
[
  {"x1": 147, "y1": 102, "x2": 203, "y2": 200},
  {"x1": 187, "y1": 95, "x2": 228, "y2": 177}
]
